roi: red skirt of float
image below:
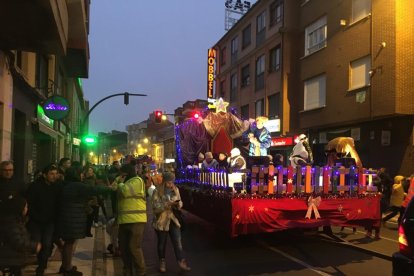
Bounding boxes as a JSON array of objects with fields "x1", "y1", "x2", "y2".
[{"x1": 179, "y1": 186, "x2": 381, "y2": 237}]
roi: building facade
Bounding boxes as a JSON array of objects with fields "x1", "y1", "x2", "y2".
[
  {"x1": 212, "y1": 0, "x2": 414, "y2": 175},
  {"x1": 0, "y1": 1, "x2": 90, "y2": 182}
]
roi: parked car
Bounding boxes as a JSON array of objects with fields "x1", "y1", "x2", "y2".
[{"x1": 392, "y1": 197, "x2": 414, "y2": 275}]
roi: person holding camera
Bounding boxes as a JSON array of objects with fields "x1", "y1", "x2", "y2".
[{"x1": 151, "y1": 172, "x2": 191, "y2": 273}]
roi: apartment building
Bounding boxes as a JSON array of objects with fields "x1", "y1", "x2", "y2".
[
  {"x1": 213, "y1": 0, "x2": 302, "y2": 163},
  {"x1": 126, "y1": 113, "x2": 174, "y2": 169},
  {"x1": 0, "y1": 1, "x2": 90, "y2": 181},
  {"x1": 299, "y1": 0, "x2": 414, "y2": 175},
  {"x1": 212, "y1": 0, "x2": 414, "y2": 175}
]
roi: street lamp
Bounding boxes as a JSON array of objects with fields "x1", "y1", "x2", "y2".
[{"x1": 80, "y1": 92, "x2": 147, "y2": 164}]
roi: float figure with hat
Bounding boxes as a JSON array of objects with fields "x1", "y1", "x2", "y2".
[{"x1": 289, "y1": 134, "x2": 313, "y2": 167}]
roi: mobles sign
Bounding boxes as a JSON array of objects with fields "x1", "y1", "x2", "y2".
[{"x1": 207, "y1": 48, "x2": 216, "y2": 100}]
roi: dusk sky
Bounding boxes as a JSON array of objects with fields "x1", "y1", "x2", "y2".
[{"x1": 83, "y1": 0, "x2": 233, "y2": 134}]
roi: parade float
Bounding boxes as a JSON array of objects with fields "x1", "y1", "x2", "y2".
[{"x1": 175, "y1": 98, "x2": 381, "y2": 237}]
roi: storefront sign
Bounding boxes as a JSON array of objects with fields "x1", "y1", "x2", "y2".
[
  {"x1": 207, "y1": 48, "x2": 216, "y2": 100},
  {"x1": 37, "y1": 105, "x2": 54, "y2": 128},
  {"x1": 73, "y1": 138, "x2": 81, "y2": 146},
  {"x1": 42, "y1": 95, "x2": 70, "y2": 120},
  {"x1": 271, "y1": 137, "x2": 293, "y2": 147}
]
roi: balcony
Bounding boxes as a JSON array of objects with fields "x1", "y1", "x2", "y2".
[{"x1": 0, "y1": 0, "x2": 69, "y2": 55}]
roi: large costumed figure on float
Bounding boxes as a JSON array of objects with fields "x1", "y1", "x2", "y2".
[
  {"x1": 247, "y1": 116, "x2": 271, "y2": 156},
  {"x1": 176, "y1": 98, "x2": 250, "y2": 167},
  {"x1": 289, "y1": 134, "x2": 313, "y2": 167}
]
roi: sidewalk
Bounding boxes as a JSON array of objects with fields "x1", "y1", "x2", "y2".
[
  {"x1": 22, "y1": 230, "x2": 99, "y2": 276},
  {"x1": 22, "y1": 201, "x2": 189, "y2": 276}
]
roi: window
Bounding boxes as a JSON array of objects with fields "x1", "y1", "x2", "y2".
[
  {"x1": 255, "y1": 55, "x2": 265, "y2": 91},
  {"x1": 241, "y1": 64, "x2": 250, "y2": 87},
  {"x1": 255, "y1": 99, "x2": 264, "y2": 117},
  {"x1": 256, "y1": 11, "x2": 266, "y2": 46},
  {"x1": 241, "y1": 104, "x2": 249, "y2": 119},
  {"x1": 268, "y1": 93, "x2": 281, "y2": 118},
  {"x1": 305, "y1": 16, "x2": 327, "y2": 56},
  {"x1": 231, "y1": 37, "x2": 238, "y2": 54},
  {"x1": 270, "y1": 2, "x2": 283, "y2": 26},
  {"x1": 257, "y1": 11, "x2": 266, "y2": 32},
  {"x1": 269, "y1": 45, "x2": 281, "y2": 72},
  {"x1": 220, "y1": 47, "x2": 226, "y2": 65},
  {"x1": 352, "y1": 0, "x2": 371, "y2": 23},
  {"x1": 36, "y1": 54, "x2": 49, "y2": 96},
  {"x1": 304, "y1": 74, "x2": 326, "y2": 110},
  {"x1": 230, "y1": 73, "x2": 238, "y2": 102},
  {"x1": 350, "y1": 55, "x2": 370, "y2": 90},
  {"x1": 231, "y1": 36, "x2": 238, "y2": 64},
  {"x1": 242, "y1": 24, "x2": 251, "y2": 49},
  {"x1": 220, "y1": 80, "x2": 226, "y2": 98}
]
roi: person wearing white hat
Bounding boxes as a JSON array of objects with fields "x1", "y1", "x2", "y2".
[
  {"x1": 289, "y1": 134, "x2": 313, "y2": 166},
  {"x1": 229, "y1": 148, "x2": 246, "y2": 171}
]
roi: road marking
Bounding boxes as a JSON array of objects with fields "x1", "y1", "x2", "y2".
[{"x1": 257, "y1": 240, "x2": 332, "y2": 276}]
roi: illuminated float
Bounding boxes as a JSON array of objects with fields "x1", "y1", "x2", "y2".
[{"x1": 174, "y1": 98, "x2": 381, "y2": 237}]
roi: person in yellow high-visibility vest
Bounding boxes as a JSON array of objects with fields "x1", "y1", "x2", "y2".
[{"x1": 113, "y1": 164, "x2": 147, "y2": 276}]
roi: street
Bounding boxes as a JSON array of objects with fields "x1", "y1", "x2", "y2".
[{"x1": 22, "y1": 204, "x2": 398, "y2": 276}]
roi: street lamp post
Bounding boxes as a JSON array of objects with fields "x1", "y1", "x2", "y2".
[{"x1": 80, "y1": 92, "x2": 147, "y2": 164}]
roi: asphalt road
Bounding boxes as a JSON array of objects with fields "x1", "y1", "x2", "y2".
[{"x1": 101, "y1": 209, "x2": 397, "y2": 276}]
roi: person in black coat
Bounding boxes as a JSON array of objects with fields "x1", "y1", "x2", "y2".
[
  {"x1": 0, "y1": 161, "x2": 26, "y2": 198},
  {"x1": 57, "y1": 164, "x2": 110, "y2": 276},
  {"x1": 26, "y1": 164, "x2": 61, "y2": 276},
  {"x1": 0, "y1": 194, "x2": 41, "y2": 276}
]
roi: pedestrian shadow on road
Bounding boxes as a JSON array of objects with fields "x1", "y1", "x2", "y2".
[{"x1": 73, "y1": 251, "x2": 93, "y2": 260}]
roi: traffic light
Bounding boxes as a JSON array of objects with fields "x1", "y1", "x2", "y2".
[
  {"x1": 82, "y1": 135, "x2": 97, "y2": 145},
  {"x1": 124, "y1": 92, "x2": 129, "y2": 105},
  {"x1": 154, "y1": 110, "x2": 162, "y2": 123}
]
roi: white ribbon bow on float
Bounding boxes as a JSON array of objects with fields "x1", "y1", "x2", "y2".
[{"x1": 305, "y1": 196, "x2": 322, "y2": 219}]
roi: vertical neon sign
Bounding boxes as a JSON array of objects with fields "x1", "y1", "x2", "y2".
[{"x1": 207, "y1": 48, "x2": 216, "y2": 100}]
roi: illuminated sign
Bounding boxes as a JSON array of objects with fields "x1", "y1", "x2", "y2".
[
  {"x1": 42, "y1": 95, "x2": 70, "y2": 120},
  {"x1": 271, "y1": 137, "x2": 293, "y2": 147},
  {"x1": 73, "y1": 138, "x2": 81, "y2": 146},
  {"x1": 37, "y1": 105, "x2": 54, "y2": 128},
  {"x1": 264, "y1": 119, "x2": 280, "y2": 133},
  {"x1": 225, "y1": 0, "x2": 251, "y2": 13},
  {"x1": 207, "y1": 48, "x2": 216, "y2": 99}
]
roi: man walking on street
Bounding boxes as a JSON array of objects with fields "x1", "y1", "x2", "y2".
[
  {"x1": 113, "y1": 164, "x2": 147, "y2": 276},
  {"x1": 26, "y1": 164, "x2": 61, "y2": 276}
]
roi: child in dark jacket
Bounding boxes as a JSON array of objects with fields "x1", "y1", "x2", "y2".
[{"x1": 0, "y1": 194, "x2": 41, "y2": 275}]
